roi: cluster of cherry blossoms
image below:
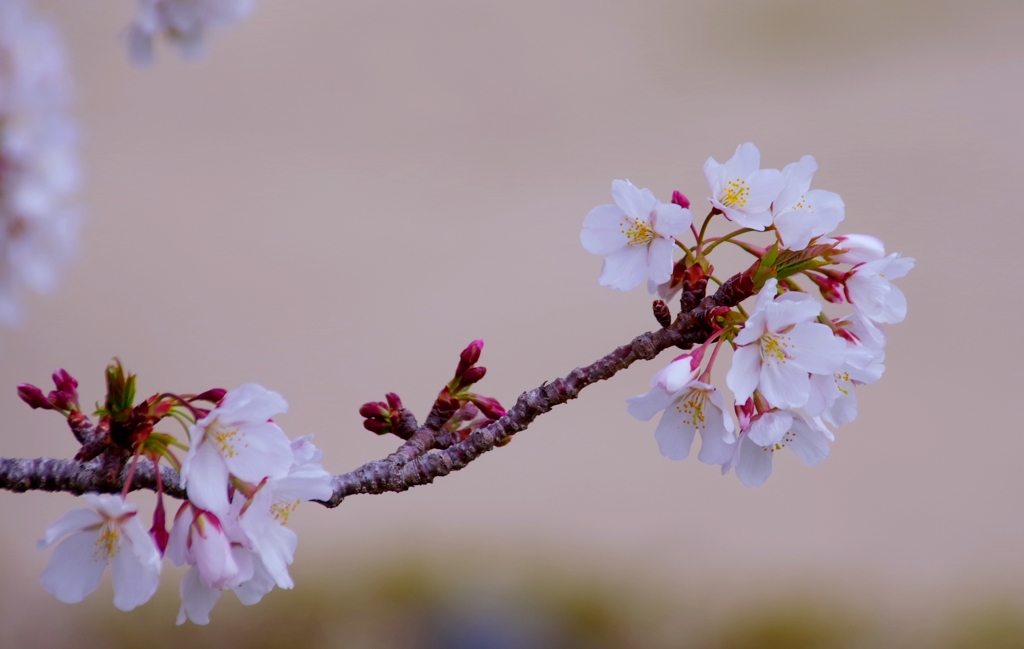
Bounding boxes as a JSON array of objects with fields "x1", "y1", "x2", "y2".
[
  {"x1": 21, "y1": 365, "x2": 331, "y2": 624},
  {"x1": 582, "y1": 142, "x2": 913, "y2": 487},
  {"x1": 0, "y1": 0, "x2": 80, "y2": 326},
  {"x1": 127, "y1": 0, "x2": 254, "y2": 64}
]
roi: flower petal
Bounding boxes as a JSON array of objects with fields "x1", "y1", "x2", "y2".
[
  {"x1": 646, "y1": 237, "x2": 675, "y2": 286},
  {"x1": 759, "y1": 360, "x2": 810, "y2": 409},
  {"x1": 654, "y1": 406, "x2": 695, "y2": 461},
  {"x1": 111, "y1": 522, "x2": 161, "y2": 611},
  {"x1": 652, "y1": 202, "x2": 692, "y2": 237},
  {"x1": 747, "y1": 410, "x2": 794, "y2": 446},
  {"x1": 184, "y1": 442, "x2": 231, "y2": 515},
  {"x1": 176, "y1": 566, "x2": 222, "y2": 626},
  {"x1": 598, "y1": 247, "x2": 648, "y2": 291},
  {"x1": 221, "y1": 421, "x2": 294, "y2": 484},
  {"x1": 735, "y1": 436, "x2": 773, "y2": 488},
  {"x1": 38, "y1": 507, "x2": 102, "y2": 550},
  {"x1": 788, "y1": 322, "x2": 846, "y2": 374},
  {"x1": 625, "y1": 388, "x2": 674, "y2": 422},
  {"x1": 40, "y1": 530, "x2": 107, "y2": 604},
  {"x1": 217, "y1": 383, "x2": 288, "y2": 425},
  {"x1": 726, "y1": 345, "x2": 762, "y2": 406}
]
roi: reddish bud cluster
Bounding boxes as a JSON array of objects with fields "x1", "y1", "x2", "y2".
[
  {"x1": 17, "y1": 368, "x2": 80, "y2": 412},
  {"x1": 359, "y1": 392, "x2": 404, "y2": 435}
]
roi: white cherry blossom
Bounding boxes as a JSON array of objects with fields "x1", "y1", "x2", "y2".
[
  {"x1": 845, "y1": 253, "x2": 915, "y2": 324},
  {"x1": 704, "y1": 143, "x2": 784, "y2": 230},
  {"x1": 38, "y1": 494, "x2": 160, "y2": 611},
  {"x1": 726, "y1": 280, "x2": 846, "y2": 409},
  {"x1": 626, "y1": 355, "x2": 735, "y2": 464},
  {"x1": 771, "y1": 156, "x2": 844, "y2": 251},
  {"x1": 724, "y1": 411, "x2": 833, "y2": 487},
  {"x1": 127, "y1": 0, "x2": 254, "y2": 64},
  {"x1": 0, "y1": 0, "x2": 80, "y2": 326},
  {"x1": 179, "y1": 383, "x2": 294, "y2": 515},
  {"x1": 238, "y1": 435, "x2": 333, "y2": 590},
  {"x1": 581, "y1": 179, "x2": 692, "y2": 291},
  {"x1": 806, "y1": 315, "x2": 886, "y2": 427}
]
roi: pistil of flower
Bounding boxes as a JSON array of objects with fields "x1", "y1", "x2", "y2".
[
  {"x1": 676, "y1": 390, "x2": 708, "y2": 430},
  {"x1": 210, "y1": 422, "x2": 241, "y2": 458},
  {"x1": 621, "y1": 217, "x2": 655, "y2": 246},
  {"x1": 760, "y1": 334, "x2": 791, "y2": 365},
  {"x1": 94, "y1": 522, "x2": 120, "y2": 560}
]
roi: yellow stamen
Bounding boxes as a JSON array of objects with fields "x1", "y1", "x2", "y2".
[
  {"x1": 94, "y1": 522, "x2": 119, "y2": 560},
  {"x1": 619, "y1": 217, "x2": 655, "y2": 247},
  {"x1": 719, "y1": 178, "x2": 750, "y2": 209}
]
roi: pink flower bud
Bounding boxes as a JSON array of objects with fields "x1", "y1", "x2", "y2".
[
  {"x1": 671, "y1": 190, "x2": 690, "y2": 209},
  {"x1": 359, "y1": 402, "x2": 389, "y2": 419},
  {"x1": 150, "y1": 496, "x2": 169, "y2": 556},
  {"x1": 460, "y1": 366, "x2": 487, "y2": 387},
  {"x1": 806, "y1": 272, "x2": 845, "y2": 304},
  {"x1": 17, "y1": 384, "x2": 53, "y2": 409},
  {"x1": 362, "y1": 419, "x2": 390, "y2": 435},
  {"x1": 455, "y1": 339, "x2": 485, "y2": 378},
  {"x1": 192, "y1": 388, "x2": 227, "y2": 405},
  {"x1": 385, "y1": 392, "x2": 403, "y2": 411},
  {"x1": 469, "y1": 395, "x2": 506, "y2": 420}
]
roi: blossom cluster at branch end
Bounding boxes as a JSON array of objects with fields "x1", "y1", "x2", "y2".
[
  {"x1": 582, "y1": 143, "x2": 914, "y2": 487},
  {"x1": 27, "y1": 371, "x2": 331, "y2": 625}
]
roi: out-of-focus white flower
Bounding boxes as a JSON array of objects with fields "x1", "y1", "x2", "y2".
[
  {"x1": 704, "y1": 143, "x2": 784, "y2": 230},
  {"x1": 726, "y1": 280, "x2": 846, "y2": 409},
  {"x1": 581, "y1": 179, "x2": 692, "y2": 292},
  {"x1": 38, "y1": 494, "x2": 160, "y2": 611},
  {"x1": 179, "y1": 383, "x2": 293, "y2": 515},
  {"x1": 127, "y1": 0, "x2": 254, "y2": 64},
  {"x1": 626, "y1": 355, "x2": 735, "y2": 464},
  {"x1": 845, "y1": 253, "x2": 915, "y2": 324},
  {"x1": 771, "y1": 155, "x2": 844, "y2": 251},
  {"x1": 0, "y1": 0, "x2": 80, "y2": 326}
]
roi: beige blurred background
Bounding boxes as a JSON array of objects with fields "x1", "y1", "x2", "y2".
[{"x1": 0, "y1": 0, "x2": 1022, "y2": 646}]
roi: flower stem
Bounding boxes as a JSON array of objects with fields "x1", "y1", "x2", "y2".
[{"x1": 701, "y1": 228, "x2": 754, "y2": 256}]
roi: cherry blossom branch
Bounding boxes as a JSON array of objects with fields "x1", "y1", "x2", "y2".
[
  {"x1": 0, "y1": 265, "x2": 753, "y2": 507},
  {"x1": 321, "y1": 273, "x2": 750, "y2": 506}
]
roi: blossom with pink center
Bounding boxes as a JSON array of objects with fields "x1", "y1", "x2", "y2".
[
  {"x1": 38, "y1": 494, "x2": 160, "y2": 611},
  {"x1": 845, "y1": 253, "x2": 915, "y2": 324},
  {"x1": 723, "y1": 410, "x2": 833, "y2": 488},
  {"x1": 771, "y1": 155, "x2": 845, "y2": 251},
  {"x1": 179, "y1": 383, "x2": 294, "y2": 515},
  {"x1": 806, "y1": 312, "x2": 886, "y2": 427},
  {"x1": 626, "y1": 354, "x2": 735, "y2": 464},
  {"x1": 581, "y1": 179, "x2": 692, "y2": 292},
  {"x1": 167, "y1": 502, "x2": 261, "y2": 625},
  {"x1": 127, "y1": 0, "x2": 254, "y2": 64},
  {"x1": 238, "y1": 435, "x2": 333, "y2": 590},
  {"x1": 726, "y1": 280, "x2": 846, "y2": 409},
  {"x1": 704, "y1": 143, "x2": 784, "y2": 230}
]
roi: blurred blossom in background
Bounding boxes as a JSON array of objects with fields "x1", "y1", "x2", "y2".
[
  {"x1": 1, "y1": 0, "x2": 1023, "y2": 647},
  {"x1": 0, "y1": 0, "x2": 78, "y2": 327}
]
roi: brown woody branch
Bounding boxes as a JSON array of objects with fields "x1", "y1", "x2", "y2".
[{"x1": 0, "y1": 269, "x2": 754, "y2": 506}]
